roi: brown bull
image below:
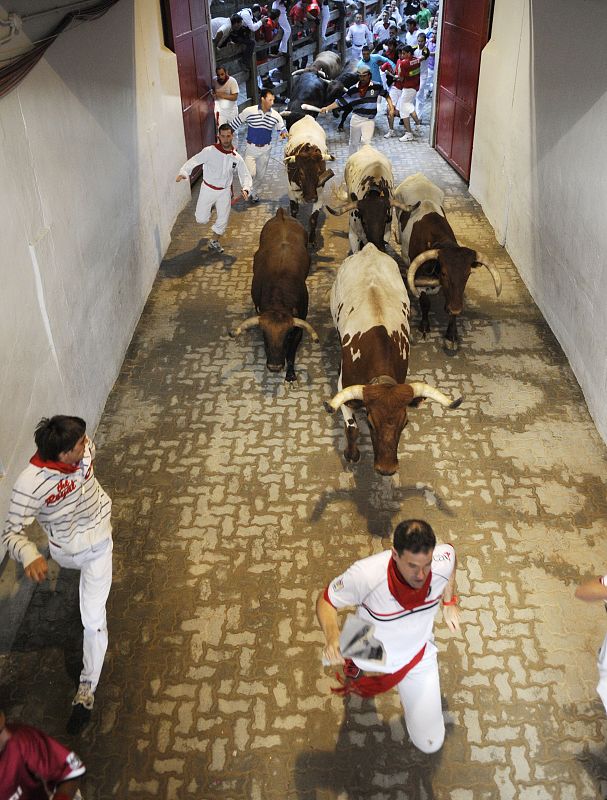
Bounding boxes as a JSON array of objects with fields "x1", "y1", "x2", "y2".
[{"x1": 229, "y1": 208, "x2": 319, "y2": 382}]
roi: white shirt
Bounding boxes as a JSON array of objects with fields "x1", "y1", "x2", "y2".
[
  {"x1": 405, "y1": 28, "x2": 420, "y2": 47},
  {"x1": 213, "y1": 76, "x2": 239, "y2": 113},
  {"x1": 179, "y1": 144, "x2": 252, "y2": 191},
  {"x1": 212, "y1": 16, "x2": 232, "y2": 40},
  {"x1": 327, "y1": 545, "x2": 455, "y2": 672},
  {"x1": 414, "y1": 46, "x2": 428, "y2": 74},
  {"x1": 347, "y1": 21, "x2": 373, "y2": 47},
  {"x1": 238, "y1": 7, "x2": 264, "y2": 31}
]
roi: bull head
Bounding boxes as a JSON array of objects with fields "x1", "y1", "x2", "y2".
[
  {"x1": 407, "y1": 248, "x2": 502, "y2": 308},
  {"x1": 324, "y1": 381, "x2": 462, "y2": 476},
  {"x1": 229, "y1": 312, "x2": 319, "y2": 372}
]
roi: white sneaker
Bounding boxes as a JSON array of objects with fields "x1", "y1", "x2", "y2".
[
  {"x1": 399, "y1": 132, "x2": 414, "y2": 142},
  {"x1": 208, "y1": 239, "x2": 224, "y2": 253},
  {"x1": 73, "y1": 681, "x2": 95, "y2": 710},
  {"x1": 383, "y1": 130, "x2": 395, "y2": 138}
]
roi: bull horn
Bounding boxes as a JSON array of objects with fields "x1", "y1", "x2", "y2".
[
  {"x1": 325, "y1": 200, "x2": 357, "y2": 216},
  {"x1": 229, "y1": 316, "x2": 260, "y2": 337},
  {"x1": 291, "y1": 69, "x2": 304, "y2": 76},
  {"x1": 280, "y1": 111, "x2": 293, "y2": 118},
  {"x1": 292, "y1": 318, "x2": 320, "y2": 341},
  {"x1": 284, "y1": 155, "x2": 297, "y2": 163},
  {"x1": 390, "y1": 199, "x2": 413, "y2": 212},
  {"x1": 408, "y1": 381, "x2": 463, "y2": 409},
  {"x1": 406, "y1": 249, "x2": 441, "y2": 297},
  {"x1": 474, "y1": 252, "x2": 502, "y2": 297},
  {"x1": 323, "y1": 384, "x2": 365, "y2": 413}
]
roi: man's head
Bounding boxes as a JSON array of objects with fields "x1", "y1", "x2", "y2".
[
  {"x1": 216, "y1": 66, "x2": 229, "y2": 84},
  {"x1": 361, "y1": 45, "x2": 371, "y2": 61},
  {"x1": 397, "y1": 44, "x2": 407, "y2": 57},
  {"x1": 402, "y1": 44, "x2": 414, "y2": 58},
  {"x1": 260, "y1": 88, "x2": 275, "y2": 111},
  {"x1": 357, "y1": 65, "x2": 372, "y2": 84},
  {"x1": 382, "y1": 10, "x2": 390, "y2": 22},
  {"x1": 354, "y1": 12, "x2": 362, "y2": 24},
  {"x1": 34, "y1": 416, "x2": 87, "y2": 463},
  {"x1": 269, "y1": 9, "x2": 281, "y2": 21},
  {"x1": 421, "y1": 0, "x2": 428, "y2": 8},
  {"x1": 230, "y1": 14, "x2": 243, "y2": 29},
  {"x1": 252, "y1": 3, "x2": 262, "y2": 17},
  {"x1": 417, "y1": 32, "x2": 426, "y2": 46},
  {"x1": 217, "y1": 123, "x2": 234, "y2": 150},
  {"x1": 406, "y1": 17, "x2": 417, "y2": 29},
  {"x1": 389, "y1": 23, "x2": 398, "y2": 36},
  {"x1": 392, "y1": 519, "x2": 436, "y2": 588}
]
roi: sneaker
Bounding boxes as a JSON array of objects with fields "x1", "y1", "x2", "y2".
[
  {"x1": 208, "y1": 239, "x2": 224, "y2": 253},
  {"x1": 383, "y1": 130, "x2": 396, "y2": 138},
  {"x1": 66, "y1": 681, "x2": 94, "y2": 735},
  {"x1": 399, "y1": 132, "x2": 414, "y2": 142},
  {"x1": 249, "y1": 193, "x2": 260, "y2": 204}
]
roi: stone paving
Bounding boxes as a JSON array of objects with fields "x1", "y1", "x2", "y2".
[{"x1": 2, "y1": 108, "x2": 607, "y2": 800}]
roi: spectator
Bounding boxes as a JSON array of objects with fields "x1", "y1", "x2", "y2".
[
  {"x1": 176, "y1": 124, "x2": 252, "y2": 254},
  {"x1": 319, "y1": 65, "x2": 395, "y2": 155},
  {"x1": 212, "y1": 16, "x2": 232, "y2": 45},
  {"x1": 346, "y1": 13, "x2": 373, "y2": 62},
  {"x1": 217, "y1": 15, "x2": 255, "y2": 64},
  {"x1": 2, "y1": 417, "x2": 113, "y2": 734},
  {"x1": 394, "y1": 44, "x2": 425, "y2": 141},
  {"x1": 373, "y1": 10, "x2": 392, "y2": 44},
  {"x1": 238, "y1": 6, "x2": 266, "y2": 32},
  {"x1": 388, "y1": 0, "x2": 402, "y2": 28},
  {"x1": 320, "y1": 0, "x2": 331, "y2": 41},
  {"x1": 271, "y1": 0, "x2": 291, "y2": 53},
  {"x1": 0, "y1": 711, "x2": 86, "y2": 799},
  {"x1": 425, "y1": 30, "x2": 437, "y2": 98},
  {"x1": 416, "y1": 0, "x2": 432, "y2": 30},
  {"x1": 403, "y1": 0, "x2": 421, "y2": 15},
  {"x1": 229, "y1": 88, "x2": 288, "y2": 204},
  {"x1": 414, "y1": 30, "x2": 429, "y2": 120},
  {"x1": 404, "y1": 16, "x2": 419, "y2": 46},
  {"x1": 212, "y1": 66, "x2": 239, "y2": 127}
]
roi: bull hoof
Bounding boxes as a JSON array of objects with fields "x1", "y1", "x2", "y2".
[
  {"x1": 337, "y1": 126, "x2": 345, "y2": 133},
  {"x1": 285, "y1": 368, "x2": 297, "y2": 382},
  {"x1": 344, "y1": 449, "x2": 361, "y2": 463},
  {"x1": 444, "y1": 337, "x2": 459, "y2": 352}
]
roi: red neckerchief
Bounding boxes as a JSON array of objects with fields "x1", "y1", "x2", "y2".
[
  {"x1": 30, "y1": 452, "x2": 79, "y2": 474},
  {"x1": 387, "y1": 556, "x2": 432, "y2": 610},
  {"x1": 358, "y1": 80, "x2": 371, "y2": 97},
  {"x1": 213, "y1": 143, "x2": 235, "y2": 155}
]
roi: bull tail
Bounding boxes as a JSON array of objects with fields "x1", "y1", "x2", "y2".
[{"x1": 275, "y1": 207, "x2": 288, "y2": 221}]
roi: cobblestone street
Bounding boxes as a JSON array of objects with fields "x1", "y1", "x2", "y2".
[{"x1": 2, "y1": 112, "x2": 607, "y2": 799}]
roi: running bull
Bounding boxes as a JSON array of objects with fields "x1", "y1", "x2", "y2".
[
  {"x1": 229, "y1": 208, "x2": 319, "y2": 382},
  {"x1": 324, "y1": 242, "x2": 463, "y2": 476},
  {"x1": 284, "y1": 116, "x2": 335, "y2": 246},
  {"x1": 326, "y1": 145, "x2": 397, "y2": 253},
  {"x1": 393, "y1": 173, "x2": 502, "y2": 348}
]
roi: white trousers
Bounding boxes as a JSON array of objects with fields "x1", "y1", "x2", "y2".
[
  {"x1": 244, "y1": 143, "x2": 271, "y2": 197},
  {"x1": 350, "y1": 43, "x2": 364, "y2": 62},
  {"x1": 215, "y1": 104, "x2": 238, "y2": 128},
  {"x1": 348, "y1": 113, "x2": 375, "y2": 155},
  {"x1": 278, "y1": 16, "x2": 291, "y2": 52},
  {"x1": 396, "y1": 643, "x2": 444, "y2": 754},
  {"x1": 416, "y1": 71, "x2": 428, "y2": 117},
  {"x1": 52, "y1": 537, "x2": 113, "y2": 691},
  {"x1": 320, "y1": 5, "x2": 330, "y2": 38},
  {"x1": 195, "y1": 184, "x2": 232, "y2": 236}
]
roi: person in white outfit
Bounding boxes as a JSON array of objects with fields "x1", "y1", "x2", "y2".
[
  {"x1": 320, "y1": 0, "x2": 331, "y2": 40},
  {"x1": 176, "y1": 125, "x2": 252, "y2": 254},
  {"x1": 414, "y1": 31, "x2": 429, "y2": 120},
  {"x1": 272, "y1": 0, "x2": 291, "y2": 53},
  {"x1": 212, "y1": 66, "x2": 239, "y2": 127},
  {"x1": 346, "y1": 14, "x2": 373, "y2": 63},
  {"x1": 317, "y1": 519, "x2": 461, "y2": 754},
  {"x1": 2, "y1": 416, "x2": 114, "y2": 735}
]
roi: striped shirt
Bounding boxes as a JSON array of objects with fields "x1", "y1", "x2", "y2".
[
  {"x1": 2, "y1": 440, "x2": 112, "y2": 568},
  {"x1": 230, "y1": 105, "x2": 286, "y2": 147},
  {"x1": 336, "y1": 81, "x2": 388, "y2": 119}
]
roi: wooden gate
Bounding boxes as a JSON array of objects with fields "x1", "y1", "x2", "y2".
[
  {"x1": 162, "y1": 0, "x2": 216, "y2": 161},
  {"x1": 434, "y1": 0, "x2": 492, "y2": 181}
]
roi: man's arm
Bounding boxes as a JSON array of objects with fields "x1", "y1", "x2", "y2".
[
  {"x1": 236, "y1": 155, "x2": 253, "y2": 198},
  {"x1": 2, "y1": 478, "x2": 47, "y2": 579},
  {"x1": 575, "y1": 577, "x2": 607, "y2": 603},
  {"x1": 316, "y1": 591, "x2": 344, "y2": 665},
  {"x1": 442, "y1": 550, "x2": 460, "y2": 632},
  {"x1": 175, "y1": 148, "x2": 209, "y2": 182},
  {"x1": 52, "y1": 778, "x2": 82, "y2": 799}
]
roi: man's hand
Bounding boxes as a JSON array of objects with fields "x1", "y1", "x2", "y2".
[
  {"x1": 322, "y1": 636, "x2": 345, "y2": 665},
  {"x1": 279, "y1": 130, "x2": 289, "y2": 140},
  {"x1": 25, "y1": 556, "x2": 48, "y2": 583},
  {"x1": 443, "y1": 604, "x2": 460, "y2": 632},
  {"x1": 176, "y1": 174, "x2": 187, "y2": 182},
  {"x1": 242, "y1": 188, "x2": 250, "y2": 200}
]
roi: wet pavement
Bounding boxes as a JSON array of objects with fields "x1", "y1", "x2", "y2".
[{"x1": 2, "y1": 106, "x2": 607, "y2": 799}]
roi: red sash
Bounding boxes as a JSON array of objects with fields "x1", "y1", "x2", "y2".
[{"x1": 332, "y1": 645, "x2": 426, "y2": 697}]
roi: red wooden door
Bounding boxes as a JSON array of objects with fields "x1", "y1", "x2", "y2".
[
  {"x1": 163, "y1": 0, "x2": 216, "y2": 160},
  {"x1": 434, "y1": 0, "x2": 491, "y2": 181}
]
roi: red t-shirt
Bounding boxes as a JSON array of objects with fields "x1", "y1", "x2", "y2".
[
  {"x1": 0, "y1": 725, "x2": 86, "y2": 800},
  {"x1": 289, "y1": 2, "x2": 307, "y2": 23},
  {"x1": 396, "y1": 56, "x2": 422, "y2": 90}
]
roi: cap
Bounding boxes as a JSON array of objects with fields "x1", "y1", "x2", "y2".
[{"x1": 357, "y1": 65, "x2": 372, "y2": 75}]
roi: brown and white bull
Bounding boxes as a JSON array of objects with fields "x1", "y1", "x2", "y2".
[
  {"x1": 284, "y1": 116, "x2": 335, "y2": 246},
  {"x1": 229, "y1": 208, "x2": 319, "y2": 382},
  {"x1": 393, "y1": 172, "x2": 502, "y2": 349},
  {"x1": 326, "y1": 145, "x2": 396, "y2": 253},
  {"x1": 324, "y1": 243, "x2": 463, "y2": 476}
]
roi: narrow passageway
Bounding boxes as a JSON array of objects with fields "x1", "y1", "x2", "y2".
[{"x1": 2, "y1": 113, "x2": 607, "y2": 798}]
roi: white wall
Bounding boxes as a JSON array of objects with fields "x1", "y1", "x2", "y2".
[
  {"x1": 0, "y1": 0, "x2": 190, "y2": 567},
  {"x1": 470, "y1": 0, "x2": 607, "y2": 443}
]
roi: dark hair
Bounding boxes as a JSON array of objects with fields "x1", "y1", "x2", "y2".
[
  {"x1": 393, "y1": 519, "x2": 436, "y2": 555},
  {"x1": 403, "y1": 44, "x2": 414, "y2": 54},
  {"x1": 34, "y1": 416, "x2": 86, "y2": 461},
  {"x1": 406, "y1": 16, "x2": 416, "y2": 24},
  {"x1": 230, "y1": 13, "x2": 242, "y2": 24},
  {"x1": 269, "y1": 9, "x2": 281, "y2": 19},
  {"x1": 260, "y1": 88, "x2": 275, "y2": 99},
  {"x1": 218, "y1": 123, "x2": 233, "y2": 133},
  {"x1": 362, "y1": 45, "x2": 370, "y2": 51}
]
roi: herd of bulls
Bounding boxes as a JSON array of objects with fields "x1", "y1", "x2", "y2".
[{"x1": 229, "y1": 86, "x2": 502, "y2": 477}]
